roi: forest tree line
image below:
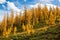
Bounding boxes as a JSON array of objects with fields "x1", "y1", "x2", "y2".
[{"x1": 0, "y1": 4, "x2": 60, "y2": 37}]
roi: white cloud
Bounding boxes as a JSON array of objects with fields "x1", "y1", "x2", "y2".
[
  {"x1": 30, "y1": 3, "x2": 58, "y2": 10},
  {"x1": 36, "y1": 0, "x2": 54, "y2": 4},
  {"x1": 0, "y1": 10, "x2": 7, "y2": 21},
  {"x1": 0, "y1": 15, "x2": 3, "y2": 21},
  {"x1": 0, "y1": 0, "x2": 6, "y2": 4},
  {"x1": 59, "y1": 0, "x2": 60, "y2": 2},
  {"x1": 7, "y1": 1, "x2": 21, "y2": 12}
]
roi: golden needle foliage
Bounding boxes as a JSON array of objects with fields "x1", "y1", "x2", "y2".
[
  {"x1": 0, "y1": 4, "x2": 60, "y2": 37},
  {"x1": 14, "y1": 26, "x2": 17, "y2": 36}
]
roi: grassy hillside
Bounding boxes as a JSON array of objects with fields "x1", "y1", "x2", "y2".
[{"x1": 0, "y1": 24, "x2": 60, "y2": 40}]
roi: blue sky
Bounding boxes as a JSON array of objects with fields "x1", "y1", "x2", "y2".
[{"x1": 0, "y1": 0, "x2": 60, "y2": 21}]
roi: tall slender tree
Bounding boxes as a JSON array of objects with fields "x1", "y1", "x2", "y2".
[{"x1": 3, "y1": 13, "x2": 7, "y2": 37}]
